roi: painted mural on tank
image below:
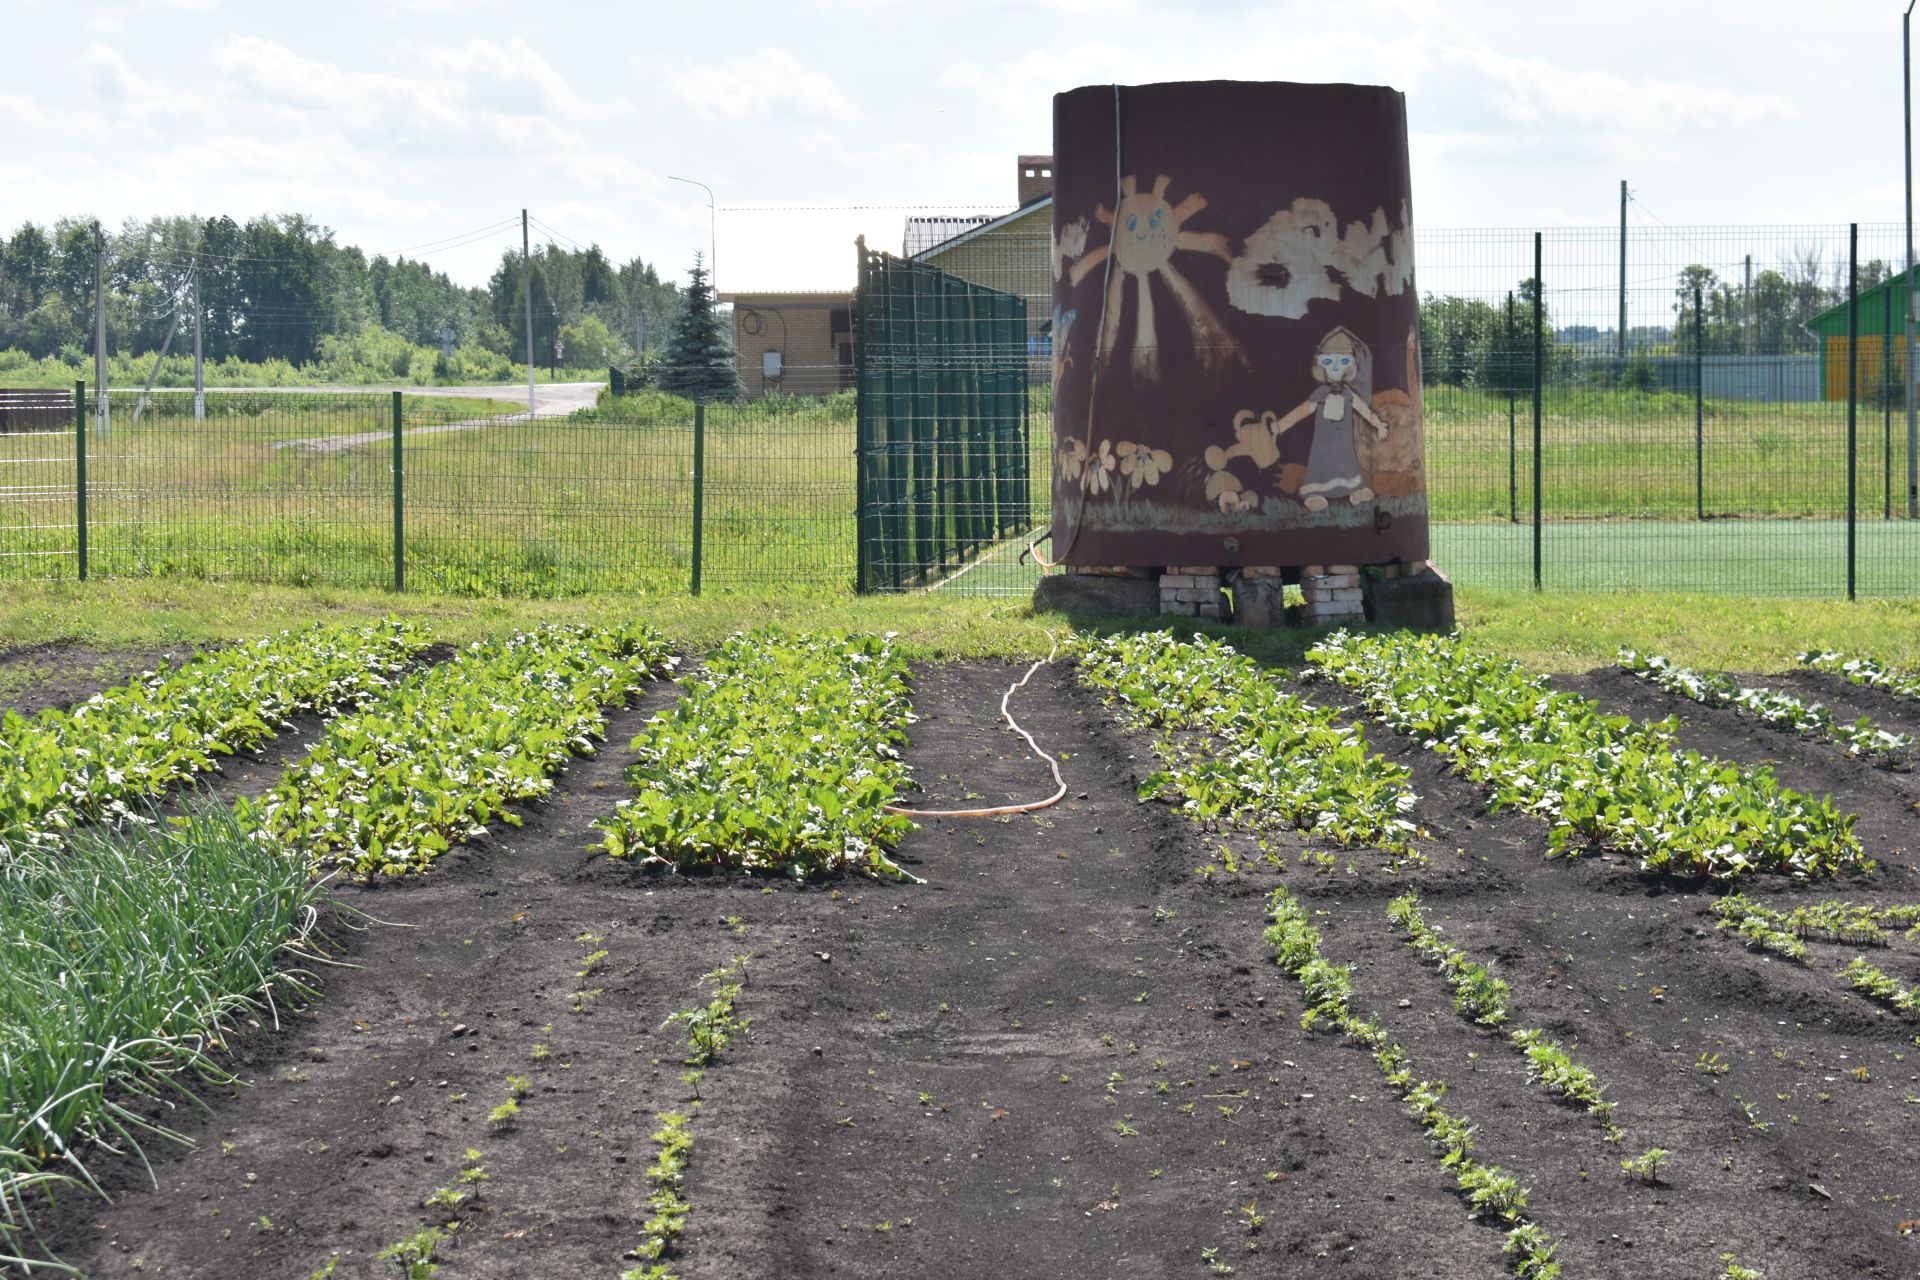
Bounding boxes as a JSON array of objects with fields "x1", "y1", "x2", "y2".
[{"x1": 1049, "y1": 80, "x2": 1430, "y2": 570}]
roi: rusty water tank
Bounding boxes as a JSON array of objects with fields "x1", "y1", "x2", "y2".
[{"x1": 1049, "y1": 80, "x2": 1428, "y2": 571}]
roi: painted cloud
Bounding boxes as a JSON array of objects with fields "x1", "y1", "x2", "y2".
[{"x1": 1226, "y1": 198, "x2": 1414, "y2": 320}]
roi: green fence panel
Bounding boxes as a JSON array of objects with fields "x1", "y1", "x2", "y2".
[{"x1": 854, "y1": 243, "x2": 1030, "y2": 592}]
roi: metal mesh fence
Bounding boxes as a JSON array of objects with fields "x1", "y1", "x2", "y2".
[
  {"x1": 841, "y1": 216, "x2": 1919, "y2": 598},
  {"x1": 2, "y1": 221, "x2": 1916, "y2": 599},
  {"x1": 854, "y1": 244, "x2": 1036, "y2": 591},
  {"x1": 0, "y1": 388, "x2": 866, "y2": 595},
  {"x1": 1419, "y1": 223, "x2": 1917, "y2": 596}
]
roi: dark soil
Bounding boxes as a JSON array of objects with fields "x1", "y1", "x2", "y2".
[
  {"x1": 0, "y1": 643, "x2": 186, "y2": 717},
  {"x1": 19, "y1": 659, "x2": 1920, "y2": 1280}
]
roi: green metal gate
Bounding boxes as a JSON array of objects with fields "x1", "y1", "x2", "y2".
[{"x1": 854, "y1": 241, "x2": 1030, "y2": 592}]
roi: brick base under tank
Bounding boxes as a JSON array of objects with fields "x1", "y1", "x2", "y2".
[{"x1": 1032, "y1": 561, "x2": 1454, "y2": 631}]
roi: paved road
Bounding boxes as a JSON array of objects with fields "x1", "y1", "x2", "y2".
[{"x1": 266, "y1": 382, "x2": 604, "y2": 454}]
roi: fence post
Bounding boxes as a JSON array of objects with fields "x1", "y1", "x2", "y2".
[
  {"x1": 1532, "y1": 232, "x2": 1543, "y2": 592},
  {"x1": 74, "y1": 380, "x2": 87, "y2": 582},
  {"x1": 1506, "y1": 291, "x2": 1516, "y2": 524},
  {"x1": 1885, "y1": 283, "x2": 1894, "y2": 520},
  {"x1": 391, "y1": 390, "x2": 405, "y2": 593},
  {"x1": 690, "y1": 401, "x2": 705, "y2": 596},
  {"x1": 1694, "y1": 283, "x2": 1705, "y2": 521},
  {"x1": 1846, "y1": 223, "x2": 1858, "y2": 602},
  {"x1": 854, "y1": 238, "x2": 870, "y2": 593}
]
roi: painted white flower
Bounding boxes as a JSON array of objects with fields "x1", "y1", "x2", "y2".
[{"x1": 1116, "y1": 440, "x2": 1174, "y2": 488}]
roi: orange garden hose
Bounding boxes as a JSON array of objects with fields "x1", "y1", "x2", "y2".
[{"x1": 883, "y1": 636, "x2": 1067, "y2": 819}]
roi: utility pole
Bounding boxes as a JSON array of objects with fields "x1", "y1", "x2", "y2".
[
  {"x1": 133, "y1": 262, "x2": 190, "y2": 424},
  {"x1": 1617, "y1": 180, "x2": 1628, "y2": 361},
  {"x1": 93, "y1": 221, "x2": 109, "y2": 439},
  {"x1": 634, "y1": 307, "x2": 645, "y2": 359},
  {"x1": 1743, "y1": 254, "x2": 1753, "y2": 357},
  {"x1": 522, "y1": 209, "x2": 536, "y2": 416},
  {"x1": 192, "y1": 252, "x2": 204, "y2": 421}
]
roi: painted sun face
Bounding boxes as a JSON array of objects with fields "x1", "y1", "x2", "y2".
[
  {"x1": 1113, "y1": 192, "x2": 1177, "y2": 273},
  {"x1": 1317, "y1": 351, "x2": 1356, "y2": 382},
  {"x1": 1067, "y1": 174, "x2": 1244, "y2": 382}
]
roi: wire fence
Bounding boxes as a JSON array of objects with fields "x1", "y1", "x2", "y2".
[
  {"x1": 1, "y1": 388, "x2": 869, "y2": 596},
  {"x1": 2, "y1": 221, "x2": 1917, "y2": 600}
]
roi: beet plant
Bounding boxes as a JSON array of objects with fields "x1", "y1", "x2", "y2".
[
  {"x1": 0, "y1": 619, "x2": 423, "y2": 854},
  {"x1": 1621, "y1": 649, "x2": 1909, "y2": 768},
  {"x1": 245, "y1": 622, "x2": 673, "y2": 877},
  {"x1": 1307, "y1": 631, "x2": 1866, "y2": 880},
  {"x1": 597, "y1": 631, "x2": 916, "y2": 880},
  {"x1": 1076, "y1": 631, "x2": 1420, "y2": 866}
]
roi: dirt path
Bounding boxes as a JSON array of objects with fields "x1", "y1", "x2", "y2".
[
  {"x1": 270, "y1": 382, "x2": 603, "y2": 455},
  {"x1": 683, "y1": 662, "x2": 1501, "y2": 1279}
]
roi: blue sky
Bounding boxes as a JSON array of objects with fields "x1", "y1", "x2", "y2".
[{"x1": 1, "y1": 0, "x2": 1907, "y2": 292}]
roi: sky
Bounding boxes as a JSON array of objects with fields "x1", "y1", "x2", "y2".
[{"x1": 2, "y1": 0, "x2": 1912, "y2": 302}]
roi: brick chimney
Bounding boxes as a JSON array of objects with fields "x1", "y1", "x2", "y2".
[{"x1": 1018, "y1": 154, "x2": 1053, "y2": 205}]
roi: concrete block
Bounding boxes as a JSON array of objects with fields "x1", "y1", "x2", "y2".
[
  {"x1": 1033, "y1": 573, "x2": 1160, "y2": 618},
  {"x1": 1364, "y1": 565, "x2": 1455, "y2": 631},
  {"x1": 1241, "y1": 565, "x2": 1286, "y2": 580},
  {"x1": 1236, "y1": 578, "x2": 1284, "y2": 627},
  {"x1": 1328, "y1": 563, "x2": 1359, "y2": 575}
]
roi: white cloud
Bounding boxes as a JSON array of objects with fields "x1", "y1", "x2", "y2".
[
  {"x1": 1443, "y1": 45, "x2": 1795, "y2": 136},
  {"x1": 82, "y1": 42, "x2": 146, "y2": 101},
  {"x1": 208, "y1": 34, "x2": 585, "y2": 156},
  {"x1": 655, "y1": 48, "x2": 855, "y2": 121}
]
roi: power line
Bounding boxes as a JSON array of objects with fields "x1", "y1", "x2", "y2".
[
  {"x1": 395, "y1": 216, "x2": 520, "y2": 254},
  {"x1": 527, "y1": 216, "x2": 587, "y2": 252}
]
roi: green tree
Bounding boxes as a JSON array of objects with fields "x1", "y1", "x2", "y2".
[
  {"x1": 558, "y1": 315, "x2": 618, "y2": 367},
  {"x1": 656, "y1": 255, "x2": 741, "y2": 403}
]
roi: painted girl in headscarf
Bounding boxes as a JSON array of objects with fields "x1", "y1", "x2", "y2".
[
  {"x1": 1206, "y1": 326, "x2": 1389, "y2": 513},
  {"x1": 1276, "y1": 326, "x2": 1387, "y2": 510}
]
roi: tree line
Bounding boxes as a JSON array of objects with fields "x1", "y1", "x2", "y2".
[
  {"x1": 1418, "y1": 250, "x2": 1880, "y2": 390},
  {"x1": 0, "y1": 214, "x2": 684, "y2": 374}
]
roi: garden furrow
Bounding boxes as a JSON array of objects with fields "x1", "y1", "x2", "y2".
[
  {"x1": 1307, "y1": 630, "x2": 1866, "y2": 880},
  {"x1": 689, "y1": 661, "x2": 1503, "y2": 1280},
  {"x1": 1282, "y1": 684, "x2": 1920, "y2": 1280},
  {"x1": 0, "y1": 620, "x2": 426, "y2": 855},
  {"x1": 242, "y1": 621, "x2": 676, "y2": 877},
  {"x1": 21, "y1": 680, "x2": 758, "y2": 1280}
]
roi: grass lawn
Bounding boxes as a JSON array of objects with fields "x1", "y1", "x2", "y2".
[
  {"x1": 10, "y1": 384, "x2": 1918, "y2": 600},
  {"x1": 2, "y1": 577, "x2": 1917, "y2": 677}
]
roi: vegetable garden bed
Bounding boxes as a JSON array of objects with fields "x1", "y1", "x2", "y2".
[{"x1": 4, "y1": 633, "x2": 1920, "y2": 1280}]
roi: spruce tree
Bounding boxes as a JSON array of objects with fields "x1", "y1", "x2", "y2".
[{"x1": 656, "y1": 253, "x2": 743, "y2": 403}]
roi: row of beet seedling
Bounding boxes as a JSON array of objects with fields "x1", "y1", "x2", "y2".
[
  {"x1": 1075, "y1": 632, "x2": 1574, "y2": 1273},
  {"x1": 1, "y1": 621, "x2": 920, "y2": 1271},
  {"x1": 1618, "y1": 649, "x2": 1912, "y2": 769}
]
